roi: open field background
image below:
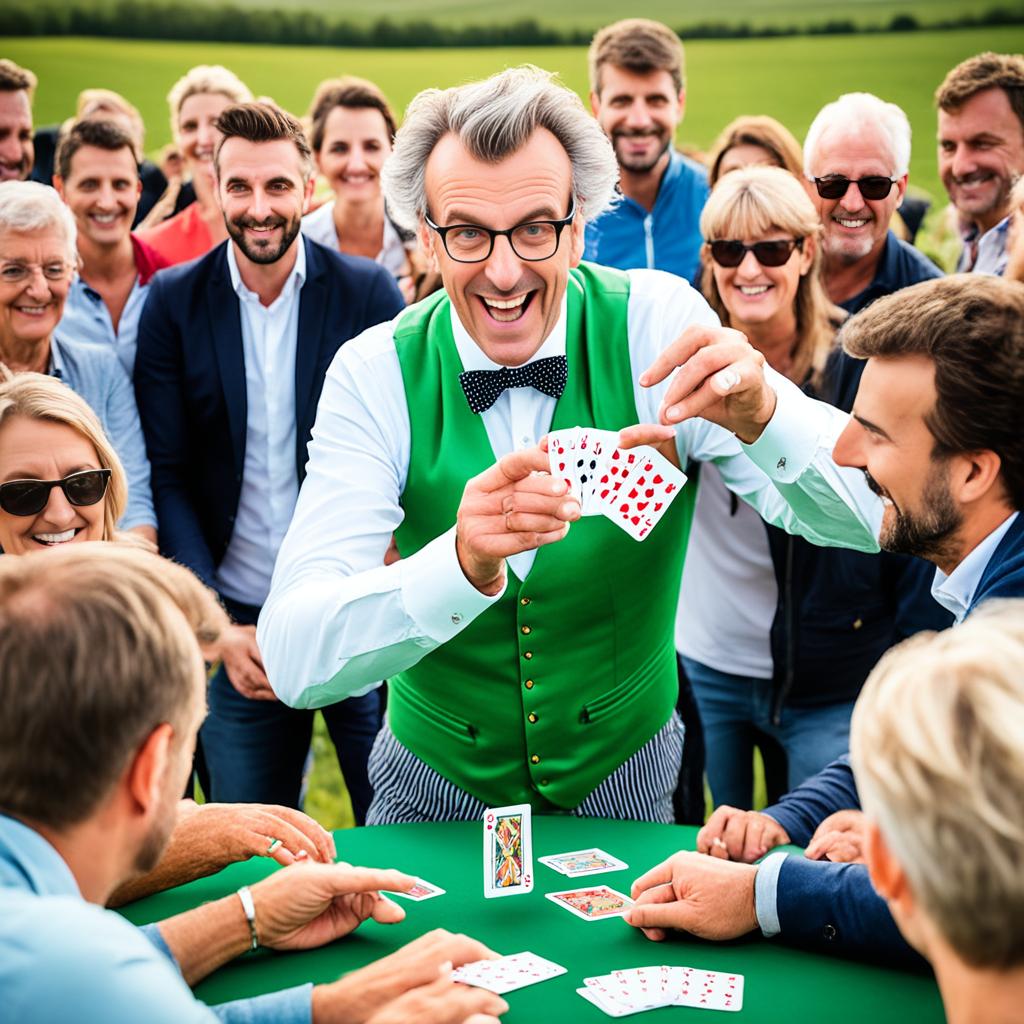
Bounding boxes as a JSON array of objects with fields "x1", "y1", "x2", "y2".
[{"x1": 8, "y1": 27, "x2": 1018, "y2": 205}]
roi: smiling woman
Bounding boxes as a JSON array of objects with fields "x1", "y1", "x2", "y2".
[{"x1": 0, "y1": 370, "x2": 127, "y2": 554}]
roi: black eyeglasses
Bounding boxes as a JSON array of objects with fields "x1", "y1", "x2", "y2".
[
  {"x1": 425, "y1": 198, "x2": 576, "y2": 263},
  {"x1": 810, "y1": 176, "x2": 898, "y2": 201},
  {"x1": 0, "y1": 468, "x2": 111, "y2": 517},
  {"x1": 709, "y1": 238, "x2": 804, "y2": 268}
]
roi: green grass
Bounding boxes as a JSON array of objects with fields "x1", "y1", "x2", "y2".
[{"x1": 10, "y1": 27, "x2": 1019, "y2": 205}]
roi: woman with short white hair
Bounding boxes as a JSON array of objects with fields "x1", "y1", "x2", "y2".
[{"x1": 0, "y1": 180, "x2": 155, "y2": 540}]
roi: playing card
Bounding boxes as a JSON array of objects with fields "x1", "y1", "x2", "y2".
[
  {"x1": 592, "y1": 445, "x2": 688, "y2": 541},
  {"x1": 384, "y1": 877, "x2": 445, "y2": 901},
  {"x1": 544, "y1": 885, "x2": 633, "y2": 921},
  {"x1": 483, "y1": 803, "x2": 533, "y2": 898},
  {"x1": 453, "y1": 952, "x2": 566, "y2": 994},
  {"x1": 538, "y1": 848, "x2": 628, "y2": 877},
  {"x1": 670, "y1": 967, "x2": 745, "y2": 1012},
  {"x1": 573, "y1": 428, "x2": 619, "y2": 515},
  {"x1": 584, "y1": 968, "x2": 664, "y2": 1012},
  {"x1": 577, "y1": 987, "x2": 637, "y2": 1017},
  {"x1": 547, "y1": 427, "x2": 580, "y2": 498}
]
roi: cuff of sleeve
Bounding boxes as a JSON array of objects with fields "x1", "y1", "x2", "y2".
[
  {"x1": 400, "y1": 524, "x2": 506, "y2": 644},
  {"x1": 140, "y1": 923, "x2": 177, "y2": 967},
  {"x1": 754, "y1": 851, "x2": 788, "y2": 938},
  {"x1": 741, "y1": 368, "x2": 830, "y2": 484},
  {"x1": 213, "y1": 984, "x2": 313, "y2": 1024}
]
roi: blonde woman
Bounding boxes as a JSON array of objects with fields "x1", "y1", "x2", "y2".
[
  {"x1": 136, "y1": 65, "x2": 252, "y2": 265},
  {"x1": 0, "y1": 371, "x2": 127, "y2": 553},
  {"x1": 677, "y1": 166, "x2": 950, "y2": 810}
]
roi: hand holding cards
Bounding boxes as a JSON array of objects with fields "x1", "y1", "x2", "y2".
[{"x1": 547, "y1": 427, "x2": 687, "y2": 541}]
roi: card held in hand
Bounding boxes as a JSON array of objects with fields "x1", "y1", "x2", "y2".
[
  {"x1": 483, "y1": 803, "x2": 533, "y2": 898},
  {"x1": 591, "y1": 445, "x2": 687, "y2": 541}
]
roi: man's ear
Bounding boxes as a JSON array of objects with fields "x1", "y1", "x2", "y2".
[
  {"x1": 417, "y1": 220, "x2": 440, "y2": 274},
  {"x1": 589, "y1": 90, "x2": 601, "y2": 117},
  {"x1": 568, "y1": 208, "x2": 586, "y2": 268},
  {"x1": 302, "y1": 174, "x2": 315, "y2": 216},
  {"x1": 53, "y1": 175, "x2": 65, "y2": 200},
  {"x1": 954, "y1": 449, "x2": 1003, "y2": 506},
  {"x1": 895, "y1": 173, "x2": 909, "y2": 205},
  {"x1": 677, "y1": 88, "x2": 687, "y2": 122},
  {"x1": 125, "y1": 723, "x2": 174, "y2": 818}
]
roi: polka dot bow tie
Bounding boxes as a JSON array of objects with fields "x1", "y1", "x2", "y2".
[{"x1": 459, "y1": 354, "x2": 568, "y2": 414}]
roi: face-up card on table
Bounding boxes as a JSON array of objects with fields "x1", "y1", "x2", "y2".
[
  {"x1": 545, "y1": 884, "x2": 633, "y2": 920},
  {"x1": 453, "y1": 951, "x2": 566, "y2": 994},
  {"x1": 539, "y1": 848, "x2": 628, "y2": 877},
  {"x1": 592, "y1": 446, "x2": 687, "y2": 541},
  {"x1": 384, "y1": 877, "x2": 445, "y2": 901},
  {"x1": 581, "y1": 965, "x2": 745, "y2": 1015},
  {"x1": 670, "y1": 966, "x2": 744, "y2": 1012},
  {"x1": 483, "y1": 803, "x2": 533, "y2": 897}
]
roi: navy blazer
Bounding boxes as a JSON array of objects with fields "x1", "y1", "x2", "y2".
[
  {"x1": 767, "y1": 512, "x2": 1024, "y2": 968},
  {"x1": 134, "y1": 237, "x2": 404, "y2": 590}
]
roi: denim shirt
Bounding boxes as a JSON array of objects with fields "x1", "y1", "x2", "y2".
[{"x1": 0, "y1": 813, "x2": 311, "y2": 1024}]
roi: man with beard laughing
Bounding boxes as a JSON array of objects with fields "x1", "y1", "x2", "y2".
[
  {"x1": 628, "y1": 274, "x2": 1024, "y2": 969},
  {"x1": 134, "y1": 102, "x2": 404, "y2": 813},
  {"x1": 583, "y1": 19, "x2": 709, "y2": 285}
]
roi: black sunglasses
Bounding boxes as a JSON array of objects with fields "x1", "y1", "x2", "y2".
[
  {"x1": 0, "y1": 468, "x2": 111, "y2": 517},
  {"x1": 709, "y1": 238, "x2": 803, "y2": 268},
  {"x1": 810, "y1": 175, "x2": 898, "y2": 201}
]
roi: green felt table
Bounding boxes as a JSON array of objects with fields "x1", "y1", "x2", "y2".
[{"x1": 119, "y1": 817, "x2": 945, "y2": 1022}]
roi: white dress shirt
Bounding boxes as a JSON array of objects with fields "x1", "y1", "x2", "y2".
[
  {"x1": 301, "y1": 203, "x2": 409, "y2": 276},
  {"x1": 214, "y1": 241, "x2": 304, "y2": 607},
  {"x1": 931, "y1": 511, "x2": 1019, "y2": 623},
  {"x1": 258, "y1": 269, "x2": 883, "y2": 709}
]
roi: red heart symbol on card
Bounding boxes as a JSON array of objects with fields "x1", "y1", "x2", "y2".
[
  {"x1": 666, "y1": 483, "x2": 677, "y2": 494},
  {"x1": 643, "y1": 462, "x2": 653, "y2": 472},
  {"x1": 611, "y1": 466, "x2": 619, "y2": 475},
  {"x1": 600, "y1": 489, "x2": 610, "y2": 499},
  {"x1": 637, "y1": 501, "x2": 648, "y2": 511},
  {"x1": 628, "y1": 488, "x2": 638, "y2": 498},
  {"x1": 654, "y1": 501, "x2": 663, "y2": 511},
  {"x1": 630, "y1": 515, "x2": 641, "y2": 525},
  {"x1": 653, "y1": 474, "x2": 663, "y2": 484},
  {"x1": 645, "y1": 488, "x2": 654, "y2": 497},
  {"x1": 636, "y1": 476, "x2": 646, "y2": 486},
  {"x1": 611, "y1": 450, "x2": 621, "y2": 461},
  {"x1": 618, "y1": 503, "x2": 629, "y2": 514},
  {"x1": 558, "y1": 462, "x2": 566, "y2": 471}
]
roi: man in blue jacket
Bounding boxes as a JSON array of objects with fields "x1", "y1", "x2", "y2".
[
  {"x1": 135, "y1": 103, "x2": 404, "y2": 815},
  {"x1": 584, "y1": 19, "x2": 708, "y2": 285},
  {"x1": 627, "y1": 274, "x2": 1024, "y2": 968}
]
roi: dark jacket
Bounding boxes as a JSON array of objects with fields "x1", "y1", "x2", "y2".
[
  {"x1": 133, "y1": 236, "x2": 404, "y2": 589},
  {"x1": 760, "y1": 348, "x2": 952, "y2": 716},
  {"x1": 767, "y1": 512, "x2": 1024, "y2": 967},
  {"x1": 838, "y1": 231, "x2": 942, "y2": 316}
]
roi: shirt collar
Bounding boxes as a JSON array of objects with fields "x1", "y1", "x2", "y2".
[
  {"x1": 48, "y1": 336, "x2": 66, "y2": 380},
  {"x1": 931, "y1": 511, "x2": 1020, "y2": 623},
  {"x1": 226, "y1": 235, "x2": 306, "y2": 302},
  {"x1": 0, "y1": 813, "x2": 82, "y2": 898},
  {"x1": 450, "y1": 288, "x2": 568, "y2": 373},
  {"x1": 869, "y1": 231, "x2": 900, "y2": 293}
]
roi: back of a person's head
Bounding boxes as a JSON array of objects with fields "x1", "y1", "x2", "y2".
[
  {"x1": 0, "y1": 544, "x2": 227, "y2": 831},
  {"x1": 839, "y1": 274, "x2": 1024, "y2": 512},
  {"x1": 0, "y1": 59, "x2": 36, "y2": 97},
  {"x1": 851, "y1": 601, "x2": 1024, "y2": 968},
  {"x1": 588, "y1": 18, "x2": 685, "y2": 95}
]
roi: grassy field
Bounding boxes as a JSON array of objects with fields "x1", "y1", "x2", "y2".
[{"x1": 9, "y1": 27, "x2": 1018, "y2": 203}]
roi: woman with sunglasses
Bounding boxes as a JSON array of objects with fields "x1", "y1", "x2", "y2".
[
  {"x1": 0, "y1": 181, "x2": 155, "y2": 542},
  {"x1": 676, "y1": 166, "x2": 950, "y2": 813},
  {"x1": 0, "y1": 371, "x2": 125, "y2": 554}
]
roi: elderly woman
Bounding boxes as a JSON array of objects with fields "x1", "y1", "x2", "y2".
[
  {"x1": 676, "y1": 166, "x2": 949, "y2": 810},
  {"x1": 303, "y1": 77, "x2": 431, "y2": 303},
  {"x1": 136, "y1": 65, "x2": 252, "y2": 265},
  {"x1": 0, "y1": 180, "x2": 155, "y2": 540},
  {"x1": 707, "y1": 114, "x2": 804, "y2": 188}
]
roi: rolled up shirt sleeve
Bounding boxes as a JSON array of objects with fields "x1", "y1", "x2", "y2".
[{"x1": 258, "y1": 321, "x2": 502, "y2": 710}]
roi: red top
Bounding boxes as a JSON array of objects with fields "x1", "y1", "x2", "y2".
[
  {"x1": 130, "y1": 233, "x2": 170, "y2": 285},
  {"x1": 135, "y1": 202, "x2": 214, "y2": 267}
]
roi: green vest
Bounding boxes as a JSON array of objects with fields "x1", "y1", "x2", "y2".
[{"x1": 391, "y1": 261, "x2": 696, "y2": 810}]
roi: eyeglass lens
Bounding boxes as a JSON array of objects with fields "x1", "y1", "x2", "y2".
[
  {"x1": 814, "y1": 176, "x2": 895, "y2": 201},
  {"x1": 0, "y1": 470, "x2": 110, "y2": 517},
  {"x1": 710, "y1": 239, "x2": 800, "y2": 268}
]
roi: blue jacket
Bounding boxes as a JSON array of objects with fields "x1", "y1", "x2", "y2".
[
  {"x1": 767, "y1": 512, "x2": 1024, "y2": 967},
  {"x1": 761, "y1": 350, "x2": 951, "y2": 714},
  {"x1": 134, "y1": 237, "x2": 404, "y2": 590},
  {"x1": 839, "y1": 231, "x2": 942, "y2": 315},
  {"x1": 584, "y1": 149, "x2": 708, "y2": 284}
]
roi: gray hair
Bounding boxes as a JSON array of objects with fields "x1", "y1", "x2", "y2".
[
  {"x1": 803, "y1": 92, "x2": 911, "y2": 179},
  {"x1": 381, "y1": 65, "x2": 618, "y2": 231},
  {"x1": 0, "y1": 181, "x2": 77, "y2": 262}
]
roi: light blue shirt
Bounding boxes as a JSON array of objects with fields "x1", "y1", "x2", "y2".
[
  {"x1": 60, "y1": 271, "x2": 152, "y2": 377},
  {"x1": 0, "y1": 814, "x2": 311, "y2": 1024},
  {"x1": 50, "y1": 334, "x2": 156, "y2": 531},
  {"x1": 213, "y1": 241, "x2": 304, "y2": 607},
  {"x1": 957, "y1": 215, "x2": 1009, "y2": 276}
]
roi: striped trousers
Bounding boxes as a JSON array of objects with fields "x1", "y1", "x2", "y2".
[{"x1": 365, "y1": 713, "x2": 684, "y2": 825}]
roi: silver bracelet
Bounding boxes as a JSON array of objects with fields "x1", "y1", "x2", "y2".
[{"x1": 237, "y1": 885, "x2": 259, "y2": 951}]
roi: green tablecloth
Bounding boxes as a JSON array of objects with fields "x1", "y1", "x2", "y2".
[{"x1": 120, "y1": 817, "x2": 945, "y2": 1022}]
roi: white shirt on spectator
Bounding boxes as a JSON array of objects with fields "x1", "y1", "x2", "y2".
[{"x1": 301, "y1": 202, "x2": 409, "y2": 277}]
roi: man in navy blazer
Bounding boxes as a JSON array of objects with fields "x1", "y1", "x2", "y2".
[
  {"x1": 626, "y1": 275, "x2": 1024, "y2": 968},
  {"x1": 135, "y1": 103, "x2": 403, "y2": 817}
]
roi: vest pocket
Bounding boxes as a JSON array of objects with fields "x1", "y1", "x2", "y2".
[
  {"x1": 395, "y1": 684, "x2": 477, "y2": 745},
  {"x1": 580, "y1": 646, "x2": 671, "y2": 724}
]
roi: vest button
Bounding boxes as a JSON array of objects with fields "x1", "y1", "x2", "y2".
[
  {"x1": 540, "y1": 779, "x2": 549, "y2": 786},
  {"x1": 530, "y1": 754, "x2": 540, "y2": 764},
  {"x1": 528, "y1": 712, "x2": 538, "y2": 723},
  {"x1": 852, "y1": 618, "x2": 863, "y2": 630},
  {"x1": 524, "y1": 651, "x2": 533, "y2": 660},
  {"x1": 524, "y1": 679, "x2": 534, "y2": 689},
  {"x1": 521, "y1": 625, "x2": 531, "y2": 635},
  {"x1": 520, "y1": 597, "x2": 531, "y2": 606}
]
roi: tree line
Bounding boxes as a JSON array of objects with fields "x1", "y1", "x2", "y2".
[{"x1": 3, "y1": 1, "x2": 1022, "y2": 47}]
